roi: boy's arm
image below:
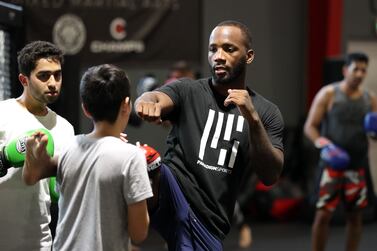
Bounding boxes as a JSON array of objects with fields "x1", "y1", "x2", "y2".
[
  {"x1": 23, "y1": 131, "x2": 58, "y2": 185},
  {"x1": 128, "y1": 200, "x2": 149, "y2": 244}
]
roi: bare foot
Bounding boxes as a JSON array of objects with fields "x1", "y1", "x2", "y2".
[{"x1": 239, "y1": 224, "x2": 253, "y2": 249}]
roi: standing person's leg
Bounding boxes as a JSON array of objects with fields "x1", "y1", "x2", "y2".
[
  {"x1": 236, "y1": 174, "x2": 257, "y2": 249},
  {"x1": 363, "y1": 162, "x2": 377, "y2": 217},
  {"x1": 344, "y1": 168, "x2": 368, "y2": 251},
  {"x1": 345, "y1": 210, "x2": 362, "y2": 251},
  {"x1": 311, "y1": 209, "x2": 332, "y2": 251},
  {"x1": 312, "y1": 166, "x2": 342, "y2": 251},
  {"x1": 234, "y1": 201, "x2": 253, "y2": 248},
  {"x1": 239, "y1": 223, "x2": 252, "y2": 248}
]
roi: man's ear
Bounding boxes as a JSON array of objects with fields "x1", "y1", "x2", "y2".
[
  {"x1": 123, "y1": 97, "x2": 131, "y2": 111},
  {"x1": 18, "y1": 74, "x2": 28, "y2": 87},
  {"x1": 246, "y1": 49, "x2": 255, "y2": 64},
  {"x1": 81, "y1": 103, "x2": 92, "y2": 119}
]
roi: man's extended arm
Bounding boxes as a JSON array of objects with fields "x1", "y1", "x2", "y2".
[{"x1": 134, "y1": 91, "x2": 174, "y2": 123}]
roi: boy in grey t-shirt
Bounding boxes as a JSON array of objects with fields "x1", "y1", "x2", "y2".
[{"x1": 22, "y1": 64, "x2": 153, "y2": 251}]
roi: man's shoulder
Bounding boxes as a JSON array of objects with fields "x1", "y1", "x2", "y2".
[
  {"x1": 250, "y1": 89, "x2": 278, "y2": 109},
  {"x1": 249, "y1": 89, "x2": 283, "y2": 122},
  {"x1": 190, "y1": 77, "x2": 209, "y2": 85},
  {"x1": 164, "y1": 77, "x2": 207, "y2": 87},
  {"x1": 0, "y1": 98, "x2": 16, "y2": 109},
  {"x1": 316, "y1": 83, "x2": 337, "y2": 101},
  {"x1": 324, "y1": 82, "x2": 338, "y2": 91},
  {"x1": 47, "y1": 109, "x2": 74, "y2": 129},
  {"x1": 56, "y1": 114, "x2": 73, "y2": 127},
  {"x1": 0, "y1": 99, "x2": 23, "y2": 120},
  {"x1": 158, "y1": 78, "x2": 209, "y2": 98},
  {"x1": 179, "y1": 77, "x2": 210, "y2": 92},
  {"x1": 363, "y1": 87, "x2": 376, "y2": 99}
]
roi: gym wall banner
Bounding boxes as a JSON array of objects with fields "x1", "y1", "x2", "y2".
[{"x1": 7, "y1": 0, "x2": 201, "y2": 66}]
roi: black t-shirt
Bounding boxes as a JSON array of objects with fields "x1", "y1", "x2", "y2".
[{"x1": 158, "y1": 78, "x2": 284, "y2": 239}]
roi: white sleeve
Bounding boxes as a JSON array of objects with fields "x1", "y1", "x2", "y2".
[{"x1": 122, "y1": 149, "x2": 153, "y2": 205}]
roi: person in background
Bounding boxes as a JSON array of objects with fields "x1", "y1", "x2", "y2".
[
  {"x1": 129, "y1": 74, "x2": 161, "y2": 128},
  {"x1": 304, "y1": 52, "x2": 377, "y2": 251},
  {"x1": 164, "y1": 60, "x2": 196, "y2": 85},
  {"x1": 234, "y1": 174, "x2": 258, "y2": 249},
  {"x1": 0, "y1": 40, "x2": 74, "y2": 251}
]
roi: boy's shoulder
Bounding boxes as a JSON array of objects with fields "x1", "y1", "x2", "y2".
[{"x1": 99, "y1": 137, "x2": 143, "y2": 156}]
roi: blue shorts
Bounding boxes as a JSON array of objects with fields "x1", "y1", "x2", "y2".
[{"x1": 150, "y1": 164, "x2": 223, "y2": 251}]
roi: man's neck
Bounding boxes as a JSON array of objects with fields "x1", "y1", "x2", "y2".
[
  {"x1": 340, "y1": 80, "x2": 362, "y2": 97},
  {"x1": 211, "y1": 78, "x2": 246, "y2": 96},
  {"x1": 16, "y1": 95, "x2": 48, "y2": 116}
]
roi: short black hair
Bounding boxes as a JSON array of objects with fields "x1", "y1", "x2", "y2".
[
  {"x1": 80, "y1": 64, "x2": 131, "y2": 123},
  {"x1": 17, "y1": 41, "x2": 64, "y2": 76},
  {"x1": 345, "y1": 52, "x2": 369, "y2": 66},
  {"x1": 216, "y1": 20, "x2": 253, "y2": 50}
]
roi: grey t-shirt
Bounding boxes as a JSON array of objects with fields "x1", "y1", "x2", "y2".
[{"x1": 53, "y1": 135, "x2": 153, "y2": 251}]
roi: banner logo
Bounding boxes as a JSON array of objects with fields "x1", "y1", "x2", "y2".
[
  {"x1": 90, "y1": 18, "x2": 144, "y2": 54},
  {"x1": 53, "y1": 14, "x2": 86, "y2": 55},
  {"x1": 110, "y1": 17, "x2": 127, "y2": 40}
]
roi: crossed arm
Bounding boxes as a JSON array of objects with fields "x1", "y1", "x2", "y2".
[{"x1": 224, "y1": 89, "x2": 284, "y2": 185}]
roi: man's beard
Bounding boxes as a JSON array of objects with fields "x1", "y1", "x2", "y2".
[
  {"x1": 34, "y1": 93, "x2": 59, "y2": 105},
  {"x1": 45, "y1": 95, "x2": 59, "y2": 104},
  {"x1": 211, "y1": 58, "x2": 246, "y2": 85},
  {"x1": 30, "y1": 86, "x2": 60, "y2": 105}
]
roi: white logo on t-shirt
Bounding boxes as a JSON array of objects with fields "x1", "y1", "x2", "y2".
[{"x1": 198, "y1": 109, "x2": 244, "y2": 169}]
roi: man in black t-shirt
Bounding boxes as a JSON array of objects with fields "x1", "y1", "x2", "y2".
[{"x1": 135, "y1": 20, "x2": 284, "y2": 250}]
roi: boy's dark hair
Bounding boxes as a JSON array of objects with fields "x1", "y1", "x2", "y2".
[
  {"x1": 216, "y1": 20, "x2": 253, "y2": 50},
  {"x1": 345, "y1": 52, "x2": 369, "y2": 66},
  {"x1": 80, "y1": 64, "x2": 131, "y2": 123},
  {"x1": 17, "y1": 41, "x2": 64, "y2": 76}
]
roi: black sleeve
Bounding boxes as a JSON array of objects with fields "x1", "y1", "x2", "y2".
[
  {"x1": 252, "y1": 92, "x2": 284, "y2": 151},
  {"x1": 155, "y1": 78, "x2": 194, "y2": 121},
  {"x1": 262, "y1": 105, "x2": 284, "y2": 151}
]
